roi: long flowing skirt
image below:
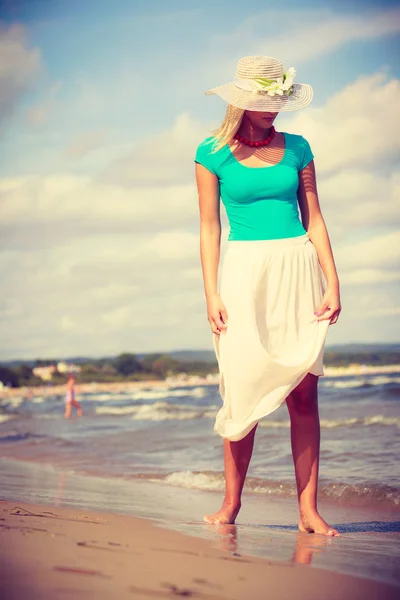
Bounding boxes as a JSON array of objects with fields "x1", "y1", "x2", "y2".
[{"x1": 213, "y1": 233, "x2": 330, "y2": 442}]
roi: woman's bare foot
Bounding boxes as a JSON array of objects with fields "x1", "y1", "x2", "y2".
[
  {"x1": 299, "y1": 510, "x2": 341, "y2": 537},
  {"x1": 203, "y1": 501, "x2": 241, "y2": 525}
]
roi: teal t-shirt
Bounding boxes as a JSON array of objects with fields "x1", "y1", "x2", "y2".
[{"x1": 195, "y1": 132, "x2": 314, "y2": 241}]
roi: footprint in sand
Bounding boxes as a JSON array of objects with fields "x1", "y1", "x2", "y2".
[{"x1": 52, "y1": 565, "x2": 111, "y2": 578}]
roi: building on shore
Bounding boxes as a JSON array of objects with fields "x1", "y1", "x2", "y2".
[
  {"x1": 57, "y1": 362, "x2": 81, "y2": 375},
  {"x1": 32, "y1": 365, "x2": 57, "y2": 381},
  {"x1": 32, "y1": 362, "x2": 81, "y2": 382}
]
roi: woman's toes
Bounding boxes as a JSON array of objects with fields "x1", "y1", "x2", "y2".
[
  {"x1": 203, "y1": 514, "x2": 222, "y2": 524},
  {"x1": 326, "y1": 528, "x2": 341, "y2": 537},
  {"x1": 203, "y1": 505, "x2": 240, "y2": 525}
]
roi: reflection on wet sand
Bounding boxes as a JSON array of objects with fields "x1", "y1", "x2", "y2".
[
  {"x1": 208, "y1": 522, "x2": 333, "y2": 565},
  {"x1": 207, "y1": 523, "x2": 238, "y2": 553},
  {"x1": 291, "y1": 532, "x2": 332, "y2": 565},
  {"x1": 55, "y1": 471, "x2": 67, "y2": 506}
]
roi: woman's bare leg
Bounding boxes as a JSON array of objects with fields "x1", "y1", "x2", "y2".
[
  {"x1": 286, "y1": 373, "x2": 340, "y2": 536},
  {"x1": 204, "y1": 425, "x2": 257, "y2": 524},
  {"x1": 64, "y1": 400, "x2": 82, "y2": 418},
  {"x1": 72, "y1": 400, "x2": 83, "y2": 416}
]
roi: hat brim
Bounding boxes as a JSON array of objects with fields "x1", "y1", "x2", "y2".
[{"x1": 205, "y1": 82, "x2": 313, "y2": 112}]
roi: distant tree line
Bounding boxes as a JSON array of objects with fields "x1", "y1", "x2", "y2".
[
  {"x1": 1, "y1": 349, "x2": 399, "y2": 388},
  {"x1": 0, "y1": 364, "x2": 42, "y2": 388},
  {"x1": 323, "y1": 350, "x2": 400, "y2": 367},
  {"x1": 0, "y1": 353, "x2": 218, "y2": 388}
]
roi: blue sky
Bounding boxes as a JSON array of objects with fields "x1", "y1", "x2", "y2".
[{"x1": 0, "y1": 0, "x2": 399, "y2": 359}]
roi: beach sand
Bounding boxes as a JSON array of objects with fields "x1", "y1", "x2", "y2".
[{"x1": 1, "y1": 500, "x2": 399, "y2": 600}]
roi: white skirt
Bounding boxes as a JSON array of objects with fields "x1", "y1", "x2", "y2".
[{"x1": 213, "y1": 233, "x2": 330, "y2": 442}]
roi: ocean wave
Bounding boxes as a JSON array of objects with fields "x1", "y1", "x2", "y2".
[
  {"x1": 30, "y1": 396, "x2": 46, "y2": 404},
  {"x1": 130, "y1": 387, "x2": 207, "y2": 401},
  {"x1": 147, "y1": 470, "x2": 400, "y2": 507},
  {"x1": 0, "y1": 430, "x2": 45, "y2": 443},
  {"x1": 259, "y1": 415, "x2": 400, "y2": 429},
  {"x1": 95, "y1": 401, "x2": 218, "y2": 420},
  {"x1": 94, "y1": 404, "x2": 400, "y2": 427},
  {"x1": 320, "y1": 482, "x2": 400, "y2": 506},
  {"x1": 159, "y1": 471, "x2": 225, "y2": 491},
  {"x1": 84, "y1": 393, "x2": 122, "y2": 402},
  {"x1": 35, "y1": 414, "x2": 58, "y2": 420},
  {"x1": 0, "y1": 415, "x2": 15, "y2": 424},
  {"x1": 96, "y1": 405, "x2": 143, "y2": 416},
  {"x1": 322, "y1": 376, "x2": 400, "y2": 389},
  {"x1": 0, "y1": 396, "x2": 25, "y2": 409},
  {"x1": 85, "y1": 386, "x2": 207, "y2": 403}
]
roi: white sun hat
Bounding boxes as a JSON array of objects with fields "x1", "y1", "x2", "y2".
[{"x1": 205, "y1": 55, "x2": 313, "y2": 112}]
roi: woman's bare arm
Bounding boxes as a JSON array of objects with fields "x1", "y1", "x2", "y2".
[
  {"x1": 297, "y1": 160, "x2": 341, "y2": 324},
  {"x1": 195, "y1": 163, "x2": 227, "y2": 334}
]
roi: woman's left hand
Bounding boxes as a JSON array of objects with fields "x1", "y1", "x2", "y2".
[{"x1": 315, "y1": 287, "x2": 342, "y2": 325}]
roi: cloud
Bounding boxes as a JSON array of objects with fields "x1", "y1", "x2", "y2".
[
  {"x1": 329, "y1": 278, "x2": 400, "y2": 344},
  {"x1": 103, "y1": 113, "x2": 209, "y2": 186},
  {"x1": 0, "y1": 229, "x2": 207, "y2": 359},
  {"x1": 339, "y1": 269, "x2": 400, "y2": 285},
  {"x1": 318, "y1": 169, "x2": 400, "y2": 235},
  {"x1": 0, "y1": 24, "x2": 42, "y2": 125},
  {"x1": 2, "y1": 222, "x2": 399, "y2": 358},
  {"x1": 0, "y1": 174, "x2": 199, "y2": 251},
  {"x1": 334, "y1": 231, "x2": 400, "y2": 272},
  {"x1": 286, "y1": 72, "x2": 400, "y2": 175},
  {"x1": 25, "y1": 82, "x2": 62, "y2": 127},
  {"x1": 331, "y1": 232, "x2": 400, "y2": 316},
  {"x1": 64, "y1": 130, "x2": 108, "y2": 160},
  {"x1": 253, "y1": 7, "x2": 400, "y2": 64},
  {"x1": 201, "y1": 7, "x2": 400, "y2": 85},
  {"x1": 141, "y1": 231, "x2": 199, "y2": 261}
]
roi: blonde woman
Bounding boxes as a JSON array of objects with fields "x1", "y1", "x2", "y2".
[{"x1": 195, "y1": 56, "x2": 341, "y2": 536}]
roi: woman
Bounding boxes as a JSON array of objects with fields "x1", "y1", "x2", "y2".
[
  {"x1": 195, "y1": 56, "x2": 341, "y2": 536},
  {"x1": 64, "y1": 373, "x2": 83, "y2": 419}
]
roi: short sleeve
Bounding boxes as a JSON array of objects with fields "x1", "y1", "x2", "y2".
[
  {"x1": 299, "y1": 137, "x2": 314, "y2": 170},
  {"x1": 194, "y1": 138, "x2": 217, "y2": 175}
]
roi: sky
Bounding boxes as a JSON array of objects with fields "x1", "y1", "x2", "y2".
[{"x1": 0, "y1": 0, "x2": 399, "y2": 360}]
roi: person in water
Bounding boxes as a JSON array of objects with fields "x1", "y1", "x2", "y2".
[
  {"x1": 195, "y1": 56, "x2": 341, "y2": 536},
  {"x1": 64, "y1": 373, "x2": 83, "y2": 419}
]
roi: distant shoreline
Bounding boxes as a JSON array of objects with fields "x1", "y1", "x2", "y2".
[
  {"x1": 323, "y1": 363, "x2": 400, "y2": 377},
  {"x1": 1, "y1": 364, "x2": 399, "y2": 398}
]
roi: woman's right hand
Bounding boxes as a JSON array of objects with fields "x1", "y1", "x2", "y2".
[{"x1": 207, "y1": 294, "x2": 228, "y2": 335}]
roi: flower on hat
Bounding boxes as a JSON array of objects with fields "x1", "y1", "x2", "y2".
[
  {"x1": 252, "y1": 67, "x2": 296, "y2": 97},
  {"x1": 281, "y1": 67, "x2": 296, "y2": 92},
  {"x1": 265, "y1": 80, "x2": 284, "y2": 96}
]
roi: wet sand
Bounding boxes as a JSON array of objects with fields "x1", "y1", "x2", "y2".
[{"x1": 1, "y1": 500, "x2": 399, "y2": 600}]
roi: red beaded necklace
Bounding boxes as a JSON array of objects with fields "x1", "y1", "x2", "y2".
[{"x1": 235, "y1": 126, "x2": 275, "y2": 148}]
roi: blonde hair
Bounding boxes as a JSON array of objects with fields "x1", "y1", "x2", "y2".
[{"x1": 211, "y1": 105, "x2": 245, "y2": 152}]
